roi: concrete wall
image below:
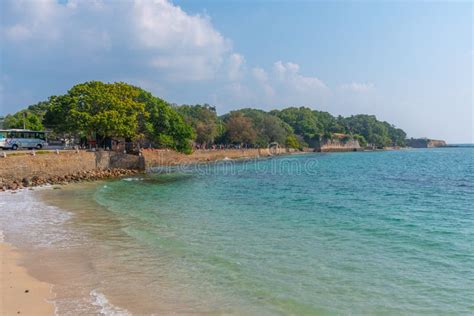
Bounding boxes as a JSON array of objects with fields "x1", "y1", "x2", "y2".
[
  {"x1": 0, "y1": 148, "x2": 293, "y2": 182},
  {"x1": 315, "y1": 139, "x2": 361, "y2": 152},
  {"x1": 142, "y1": 148, "x2": 295, "y2": 169},
  {"x1": 0, "y1": 151, "x2": 143, "y2": 182}
]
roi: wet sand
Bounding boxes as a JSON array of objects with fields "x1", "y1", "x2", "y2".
[{"x1": 0, "y1": 242, "x2": 54, "y2": 316}]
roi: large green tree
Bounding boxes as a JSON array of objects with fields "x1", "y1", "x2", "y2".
[
  {"x1": 177, "y1": 104, "x2": 222, "y2": 147},
  {"x1": 44, "y1": 81, "x2": 194, "y2": 153},
  {"x1": 138, "y1": 90, "x2": 195, "y2": 154},
  {"x1": 45, "y1": 81, "x2": 146, "y2": 140},
  {"x1": 224, "y1": 112, "x2": 257, "y2": 146}
]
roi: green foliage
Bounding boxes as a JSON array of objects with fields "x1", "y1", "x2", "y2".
[
  {"x1": 386, "y1": 124, "x2": 407, "y2": 146},
  {"x1": 45, "y1": 81, "x2": 146, "y2": 139},
  {"x1": 44, "y1": 81, "x2": 194, "y2": 153},
  {"x1": 177, "y1": 104, "x2": 221, "y2": 147},
  {"x1": 270, "y1": 107, "x2": 322, "y2": 144},
  {"x1": 2, "y1": 101, "x2": 50, "y2": 131},
  {"x1": 143, "y1": 93, "x2": 195, "y2": 154},
  {"x1": 223, "y1": 112, "x2": 257, "y2": 146},
  {"x1": 342, "y1": 115, "x2": 394, "y2": 148},
  {"x1": 313, "y1": 111, "x2": 346, "y2": 134},
  {"x1": 270, "y1": 109, "x2": 407, "y2": 148},
  {"x1": 5, "y1": 81, "x2": 408, "y2": 152},
  {"x1": 285, "y1": 134, "x2": 302, "y2": 150},
  {"x1": 353, "y1": 134, "x2": 368, "y2": 147},
  {"x1": 224, "y1": 108, "x2": 292, "y2": 146},
  {"x1": 3, "y1": 111, "x2": 44, "y2": 130}
]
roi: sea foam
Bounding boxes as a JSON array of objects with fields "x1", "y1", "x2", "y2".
[{"x1": 90, "y1": 290, "x2": 130, "y2": 316}]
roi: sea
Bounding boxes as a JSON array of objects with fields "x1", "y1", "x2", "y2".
[{"x1": 1, "y1": 147, "x2": 473, "y2": 315}]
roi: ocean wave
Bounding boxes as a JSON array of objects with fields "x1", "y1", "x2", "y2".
[
  {"x1": 90, "y1": 290, "x2": 130, "y2": 316},
  {"x1": 0, "y1": 189, "x2": 81, "y2": 248},
  {"x1": 121, "y1": 177, "x2": 144, "y2": 181},
  {"x1": 0, "y1": 229, "x2": 4, "y2": 243}
]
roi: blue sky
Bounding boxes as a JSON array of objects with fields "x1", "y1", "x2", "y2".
[{"x1": 0, "y1": 0, "x2": 472, "y2": 143}]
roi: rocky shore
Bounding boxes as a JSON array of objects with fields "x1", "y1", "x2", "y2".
[{"x1": 0, "y1": 168, "x2": 139, "y2": 191}]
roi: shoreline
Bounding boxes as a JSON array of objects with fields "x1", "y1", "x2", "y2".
[
  {"x1": 0, "y1": 147, "x2": 425, "y2": 192},
  {"x1": 0, "y1": 241, "x2": 55, "y2": 316},
  {"x1": 0, "y1": 187, "x2": 133, "y2": 315},
  {"x1": 0, "y1": 168, "x2": 139, "y2": 192}
]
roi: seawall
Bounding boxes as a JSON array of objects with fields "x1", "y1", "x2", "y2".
[
  {"x1": 0, "y1": 148, "x2": 295, "y2": 189},
  {"x1": 0, "y1": 151, "x2": 143, "y2": 184},
  {"x1": 318, "y1": 139, "x2": 360, "y2": 152},
  {"x1": 142, "y1": 147, "x2": 296, "y2": 169}
]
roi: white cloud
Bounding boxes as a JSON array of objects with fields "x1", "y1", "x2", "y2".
[
  {"x1": 227, "y1": 53, "x2": 245, "y2": 81},
  {"x1": 252, "y1": 67, "x2": 267, "y2": 82},
  {"x1": 1, "y1": 0, "x2": 231, "y2": 81},
  {"x1": 273, "y1": 61, "x2": 327, "y2": 91},
  {"x1": 0, "y1": 0, "x2": 335, "y2": 114},
  {"x1": 251, "y1": 67, "x2": 274, "y2": 97},
  {"x1": 132, "y1": 0, "x2": 230, "y2": 80},
  {"x1": 2, "y1": 0, "x2": 65, "y2": 42},
  {"x1": 340, "y1": 82, "x2": 375, "y2": 93}
]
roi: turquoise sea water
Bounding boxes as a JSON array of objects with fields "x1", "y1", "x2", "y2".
[
  {"x1": 1, "y1": 148, "x2": 473, "y2": 315},
  {"x1": 89, "y1": 148, "x2": 474, "y2": 315}
]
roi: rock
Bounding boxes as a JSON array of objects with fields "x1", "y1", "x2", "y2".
[{"x1": 22, "y1": 177, "x2": 30, "y2": 187}]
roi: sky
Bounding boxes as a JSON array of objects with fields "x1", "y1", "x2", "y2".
[{"x1": 0, "y1": 0, "x2": 472, "y2": 143}]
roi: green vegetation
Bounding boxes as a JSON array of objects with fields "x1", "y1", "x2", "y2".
[
  {"x1": 176, "y1": 104, "x2": 221, "y2": 148},
  {"x1": 343, "y1": 114, "x2": 406, "y2": 147},
  {"x1": 43, "y1": 81, "x2": 194, "y2": 153},
  {"x1": 2, "y1": 101, "x2": 49, "y2": 130},
  {"x1": 221, "y1": 109, "x2": 292, "y2": 147},
  {"x1": 4, "y1": 81, "x2": 407, "y2": 152}
]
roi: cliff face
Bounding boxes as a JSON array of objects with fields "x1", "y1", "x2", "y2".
[
  {"x1": 314, "y1": 134, "x2": 361, "y2": 152},
  {"x1": 407, "y1": 138, "x2": 446, "y2": 148},
  {"x1": 427, "y1": 139, "x2": 447, "y2": 148}
]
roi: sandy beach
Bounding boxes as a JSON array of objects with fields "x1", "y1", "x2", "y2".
[{"x1": 0, "y1": 242, "x2": 54, "y2": 316}]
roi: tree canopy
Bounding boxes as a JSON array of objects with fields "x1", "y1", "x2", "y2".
[
  {"x1": 222, "y1": 108, "x2": 293, "y2": 147},
  {"x1": 43, "y1": 81, "x2": 194, "y2": 153},
  {"x1": 4, "y1": 80, "x2": 408, "y2": 152},
  {"x1": 2, "y1": 101, "x2": 50, "y2": 130},
  {"x1": 223, "y1": 112, "x2": 257, "y2": 146},
  {"x1": 176, "y1": 104, "x2": 221, "y2": 147}
]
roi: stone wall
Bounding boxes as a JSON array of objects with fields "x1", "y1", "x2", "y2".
[
  {"x1": 314, "y1": 135, "x2": 361, "y2": 152},
  {"x1": 0, "y1": 151, "x2": 143, "y2": 182},
  {"x1": 0, "y1": 148, "x2": 297, "y2": 184},
  {"x1": 319, "y1": 139, "x2": 360, "y2": 152},
  {"x1": 142, "y1": 148, "x2": 295, "y2": 169}
]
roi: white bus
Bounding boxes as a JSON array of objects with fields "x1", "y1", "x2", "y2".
[{"x1": 0, "y1": 129, "x2": 48, "y2": 150}]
